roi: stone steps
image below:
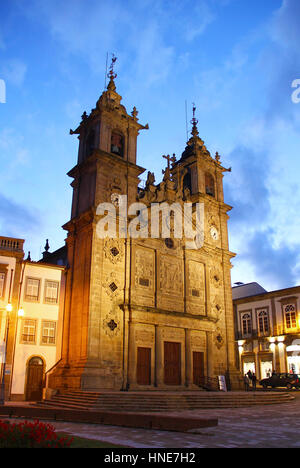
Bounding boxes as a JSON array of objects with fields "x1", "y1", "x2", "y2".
[{"x1": 36, "y1": 390, "x2": 294, "y2": 412}]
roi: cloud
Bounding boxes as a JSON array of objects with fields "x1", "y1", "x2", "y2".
[
  {"x1": 241, "y1": 228, "x2": 300, "y2": 290},
  {"x1": 0, "y1": 193, "x2": 40, "y2": 237},
  {"x1": 226, "y1": 125, "x2": 300, "y2": 289},
  {"x1": 184, "y1": 1, "x2": 215, "y2": 41},
  {"x1": 225, "y1": 145, "x2": 271, "y2": 227},
  {"x1": 256, "y1": 0, "x2": 300, "y2": 124},
  {"x1": 22, "y1": 0, "x2": 219, "y2": 91},
  {"x1": 0, "y1": 59, "x2": 27, "y2": 86},
  {"x1": 0, "y1": 128, "x2": 30, "y2": 175}
]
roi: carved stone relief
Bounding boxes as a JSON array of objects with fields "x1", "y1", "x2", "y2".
[
  {"x1": 187, "y1": 260, "x2": 205, "y2": 302},
  {"x1": 214, "y1": 327, "x2": 225, "y2": 349},
  {"x1": 210, "y1": 266, "x2": 223, "y2": 289},
  {"x1": 102, "y1": 271, "x2": 122, "y2": 299},
  {"x1": 159, "y1": 255, "x2": 183, "y2": 296},
  {"x1": 134, "y1": 247, "x2": 154, "y2": 291},
  {"x1": 103, "y1": 238, "x2": 124, "y2": 264},
  {"x1": 102, "y1": 311, "x2": 121, "y2": 337}
]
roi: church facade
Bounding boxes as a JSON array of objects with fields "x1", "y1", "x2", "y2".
[{"x1": 48, "y1": 65, "x2": 241, "y2": 392}]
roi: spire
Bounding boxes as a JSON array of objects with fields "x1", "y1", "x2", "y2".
[
  {"x1": 107, "y1": 54, "x2": 117, "y2": 91},
  {"x1": 179, "y1": 103, "x2": 209, "y2": 161},
  {"x1": 190, "y1": 103, "x2": 199, "y2": 138}
]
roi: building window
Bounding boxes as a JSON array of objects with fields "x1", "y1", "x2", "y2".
[
  {"x1": 241, "y1": 312, "x2": 252, "y2": 337},
  {"x1": 183, "y1": 168, "x2": 192, "y2": 196},
  {"x1": 21, "y1": 319, "x2": 36, "y2": 344},
  {"x1": 284, "y1": 304, "x2": 297, "y2": 329},
  {"x1": 205, "y1": 173, "x2": 215, "y2": 197},
  {"x1": 165, "y1": 238, "x2": 174, "y2": 249},
  {"x1": 41, "y1": 321, "x2": 56, "y2": 345},
  {"x1": 0, "y1": 272, "x2": 5, "y2": 298},
  {"x1": 257, "y1": 309, "x2": 269, "y2": 335},
  {"x1": 85, "y1": 129, "x2": 95, "y2": 158},
  {"x1": 44, "y1": 281, "x2": 59, "y2": 304},
  {"x1": 25, "y1": 278, "x2": 40, "y2": 302},
  {"x1": 111, "y1": 131, "x2": 124, "y2": 157}
]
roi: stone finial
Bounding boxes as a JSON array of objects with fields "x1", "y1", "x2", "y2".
[
  {"x1": 44, "y1": 239, "x2": 50, "y2": 252},
  {"x1": 190, "y1": 103, "x2": 199, "y2": 138},
  {"x1": 131, "y1": 106, "x2": 138, "y2": 121},
  {"x1": 215, "y1": 152, "x2": 221, "y2": 164}
]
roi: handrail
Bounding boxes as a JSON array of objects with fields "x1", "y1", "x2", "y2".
[{"x1": 45, "y1": 358, "x2": 62, "y2": 376}]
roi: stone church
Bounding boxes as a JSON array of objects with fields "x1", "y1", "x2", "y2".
[{"x1": 47, "y1": 62, "x2": 240, "y2": 392}]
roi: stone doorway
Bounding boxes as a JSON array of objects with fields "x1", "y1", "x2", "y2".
[{"x1": 25, "y1": 356, "x2": 44, "y2": 401}]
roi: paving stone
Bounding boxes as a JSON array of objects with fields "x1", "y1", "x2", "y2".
[{"x1": 4, "y1": 392, "x2": 300, "y2": 448}]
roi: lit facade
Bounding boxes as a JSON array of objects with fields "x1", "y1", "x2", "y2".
[
  {"x1": 0, "y1": 236, "x2": 65, "y2": 400},
  {"x1": 233, "y1": 284, "x2": 300, "y2": 380},
  {"x1": 47, "y1": 68, "x2": 241, "y2": 392}
]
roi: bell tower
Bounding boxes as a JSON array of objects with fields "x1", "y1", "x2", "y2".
[
  {"x1": 170, "y1": 105, "x2": 238, "y2": 386},
  {"x1": 48, "y1": 58, "x2": 149, "y2": 391},
  {"x1": 69, "y1": 57, "x2": 149, "y2": 219}
]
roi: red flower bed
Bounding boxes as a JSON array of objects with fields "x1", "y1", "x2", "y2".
[{"x1": 0, "y1": 420, "x2": 73, "y2": 448}]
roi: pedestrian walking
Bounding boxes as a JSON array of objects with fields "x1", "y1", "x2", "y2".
[
  {"x1": 252, "y1": 373, "x2": 257, "y2": 390},
  {"x1": 244, "y1": 374, "x2": 250, "y2": 391}
]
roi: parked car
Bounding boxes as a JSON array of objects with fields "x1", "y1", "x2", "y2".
[{"x1": 259, "y1": 373, "x2": 300, "y2": 389}]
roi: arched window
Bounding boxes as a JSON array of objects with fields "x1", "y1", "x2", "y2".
[
  {"x1": 205, "y1": 173, "x2": 215, "y2": 197},
  {"x1": 241, "y1": 312, "x2": 252, "y2": 337},
  {"x1": 111, "y1": 131, "x2": 124, "y2": 157},
  {"x1": 284, "y1": 304, "x2": 297, "y2": 329},
  {"x1": 258, "y1": 309, "x2": 269, "y2": 335}
]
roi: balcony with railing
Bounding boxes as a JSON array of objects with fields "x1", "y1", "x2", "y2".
[
  {"x1": 236, "y1": 323, "x2": 300, "y2": 341},
  {"x1": 235, "y1": 328, "x2": 272, "y2": 341},
  {"x1": 0, "y1": 236, "x2": 24, "y2": 253}
]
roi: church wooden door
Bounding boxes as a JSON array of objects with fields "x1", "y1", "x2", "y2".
[
  {"x1": 164, "y1": 342, "x2": 181, "y2": 385},
  {"x1": 25, "y1": 357, "x2": 44, "y2": 401},
  {"x1": 193, "y1": 351, "x2": 204, "y2": 385},
  {"x1": 137, "y1": 347, "x2": 151, "y2": 385}
]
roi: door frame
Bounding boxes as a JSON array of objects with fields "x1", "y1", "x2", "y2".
[
  {"x1": 24, "y1": 355, "x2": 45, "y2": 401},
  {"x1": 164, "y1": 341, "x2": 181, "y2": 386}
]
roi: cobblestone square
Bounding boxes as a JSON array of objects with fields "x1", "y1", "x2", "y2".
[{"x1": 11, "y1": 392, "x2": 299, "y2": 448}]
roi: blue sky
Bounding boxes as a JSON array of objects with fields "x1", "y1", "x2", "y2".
[{"x1": 1, "y1": 0, "x2": 300, "y2": 291}]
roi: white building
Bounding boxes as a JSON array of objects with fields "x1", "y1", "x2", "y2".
[
  {"x1": 233, "y1": 282, "x2": 300, "y2": 380},
  {"x1": 0, "y1": 236, "x2": 65, "y2": 401}
]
